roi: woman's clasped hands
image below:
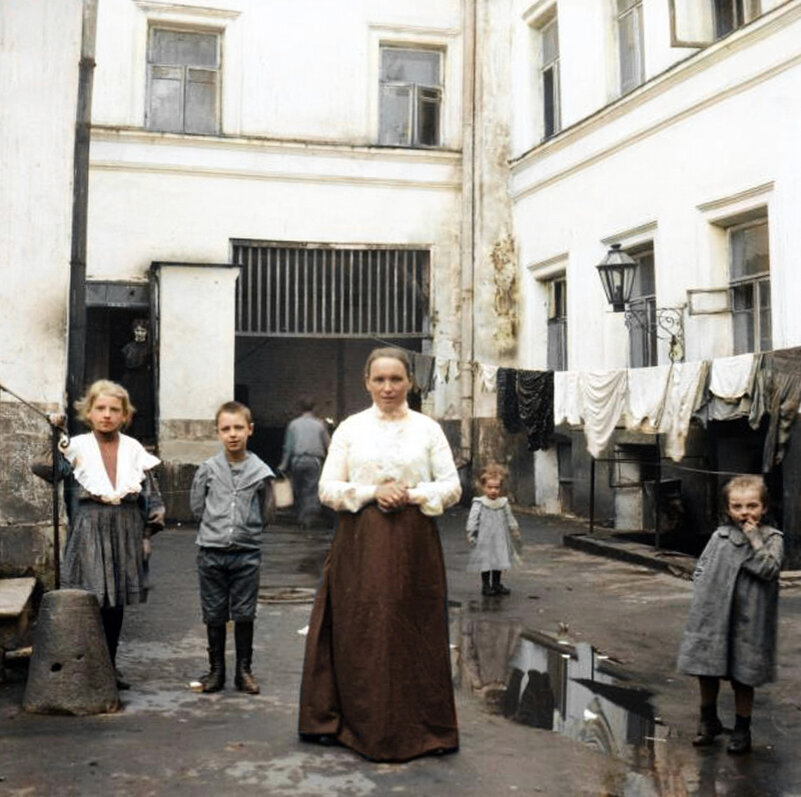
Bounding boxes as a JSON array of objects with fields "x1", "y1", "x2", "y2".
[{"x1": 375, "y1": 479, "x2": 410, "y2": 512}]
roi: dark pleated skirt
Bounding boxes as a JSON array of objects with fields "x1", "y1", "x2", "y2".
[
  {"x1": 63, "y1": 501, "x2": 148, "y2": 608},
  {"x1": 298, "y1": 505, "x2": 459, "y2": 762}
]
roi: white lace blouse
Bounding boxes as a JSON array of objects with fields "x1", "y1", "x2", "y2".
[{"x1": 319, "y1": 404, "x2": 462, "y2": 516}]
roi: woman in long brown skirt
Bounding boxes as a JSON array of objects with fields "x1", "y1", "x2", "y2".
[{"x1": 298, "y1": 347, "x2": 462, "y2": 762}]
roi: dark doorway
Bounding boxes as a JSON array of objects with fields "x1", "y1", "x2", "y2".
[{"x1": 86, "y1": 306, "x2": 156, "y2": 444}]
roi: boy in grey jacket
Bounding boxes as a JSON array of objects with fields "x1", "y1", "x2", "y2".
[{"x1": 190, "y1": 401, "x2": 274, "y2": 694}]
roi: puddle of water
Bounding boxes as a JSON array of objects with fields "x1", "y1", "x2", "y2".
[{"x1": 450, "y1": 608, "x2": 672, "y2": 795}]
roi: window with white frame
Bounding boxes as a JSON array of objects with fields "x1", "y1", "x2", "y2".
[
  {"x1": 539, "y1": 16, "x2": 561, "y2": 139},
  {"x1": 146, "y1": 28, "x2": 220, "y2": 135},
  {"x1": 627, "y1": 246, "x2": 657, "y2": 368},
  {"x1": 378, "y1": 46, "x2": 442, "y2": 147},
  {"x1": 617, "y1": 0, "x2": 644, "y2": 94},
  {"x1": 669, "y1": 0, "x2": 761, "y2": 46},
  {"x1": 547, "y1": 275, "x2": 567, "y2": 371},
  {"x1": 729, "y1": 218, "x2": 771, "y2": 354}
]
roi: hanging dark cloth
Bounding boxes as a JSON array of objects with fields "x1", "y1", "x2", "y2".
[
  {"x1": 761, "y1": 347, "x2": 801, "y2": 471},
  {"x1": 516, "y1": 370, "x2": 554, "y2": 451},
  {"x1": 497, "y1": 368, "x2": 523, "y2": 433},
  {"x1": 412, "y1": 354, "x2": 436, "y2": 397}
]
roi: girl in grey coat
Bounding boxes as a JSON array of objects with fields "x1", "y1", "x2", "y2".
[
  {"x1": 677, "y1": 475, "x2": 783, "y2": 755},
  {"x1": 466, "y1": 464, "x2": 522, "y2": 596}
]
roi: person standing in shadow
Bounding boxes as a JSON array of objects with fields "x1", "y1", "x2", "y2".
[{"x1": 278, "y1": 397, "x2": 329, "y2": 528}]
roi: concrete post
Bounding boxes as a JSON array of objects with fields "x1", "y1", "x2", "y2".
[{"x1": 23, "y1": 589, "x2": 119, "y2": 715}]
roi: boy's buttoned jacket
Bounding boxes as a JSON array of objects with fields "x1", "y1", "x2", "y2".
[
  {"x1": 677, "y1": 523, "x2": 784, "y2": 686},
  {"x1": 190, "y1": 451, "x2": 274, "y2": 550}
]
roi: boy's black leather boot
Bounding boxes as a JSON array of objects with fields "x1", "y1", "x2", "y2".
[
  {"x1": 200, "y1": 624, "x2": 226, "y2": 692},
  {"x1": 234, "y1": 621, "x2": 260, "y2": 694}
]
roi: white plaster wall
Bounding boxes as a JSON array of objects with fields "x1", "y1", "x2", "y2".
[
  {"x1": 87, "y1": 134, "x2": 466, "y2": 417},
  {"x1": 534, "y1": 448, "x2": 561, "y2": 512},
  {"x1": 0, "y1": 0, "x2": 81, "y2": 405},
  {"x1": 93, "y1": 0, "x2": 464, "y2": 147},
  {"x1": 512, "y1": 5, "x2": 801, "y2": 371},
  {"x1": 509, "y1": 0, "x2": 702, "y2": 158},
  {"x1": 158, "y1": 265, "x2": 238, "y2": 424}
]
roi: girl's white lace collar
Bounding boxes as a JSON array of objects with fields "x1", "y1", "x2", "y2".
[
  {"x1": 478, "y1": 496, "x2": 508, "y2": 509},
  {"x1": 64, "y1": 433, "x2": 160, "y2": 504}
]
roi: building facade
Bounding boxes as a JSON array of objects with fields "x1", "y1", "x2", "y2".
[
  {"x1": 508, "y1": 0, "x2": 801, "y2": 565},
  {"x1": 4, "y1": 0, "x2": 801, "y2": 576}
]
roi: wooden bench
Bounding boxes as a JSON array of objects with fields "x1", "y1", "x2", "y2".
[{"x1": 0, "y1": 577, "x2": 36, "y2": 680}]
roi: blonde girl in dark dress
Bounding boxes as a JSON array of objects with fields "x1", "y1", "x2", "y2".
[{"x1": 42, "y1": 380, "x2": 164, "y2": 688}]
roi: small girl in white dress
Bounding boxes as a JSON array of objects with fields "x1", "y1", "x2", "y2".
[{"x1": 466, "y1": 464, "x2": 522, "y2": 596}]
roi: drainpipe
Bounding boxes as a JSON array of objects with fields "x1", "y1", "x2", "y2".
[
  {"x1": 66, "y1": 0, "x2": 98, "y2": 428},
  {"x1": 459, "y1": 0, "x2": 478, "y2": 468}
]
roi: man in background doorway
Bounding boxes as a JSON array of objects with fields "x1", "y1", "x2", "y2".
[{"x1": 278, "y1": 398, "x2": 330, "y2": 528}]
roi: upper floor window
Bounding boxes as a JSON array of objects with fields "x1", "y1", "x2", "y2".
[
  {"x1": 540, "y1": 16, "x2": 561, "y2": 139},
  {"x1": 547, "y1": 275, "x2": 567, "y2": 371},
  {"x1": 714, "y1": 0, "x2": 761, "y2": 38},
  {"x1": 617, "y1": 0, "x2": 644, "y2": 94},
  {"x1": 730, "y1": 219, "x2": 770, "y2": 354},
  {"x1": 146, "y1": 28, "x2": 220, "y2": 135},
  {"x1": 669, "y1": 0, "x2": 761, "y2": 46},
  {"x1": 628, "y1": 247, "x2": 657, "y2": 367},
  {"x1": 379, "y1": 47, "x2": 442, "y2": 147}
]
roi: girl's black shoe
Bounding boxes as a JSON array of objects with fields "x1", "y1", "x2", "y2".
[
  {"x1": 692, "y1": 716, "x2": 723, "y2": 746},
  {"x1": 726, "y1": 727, "x2": 752, "y2": 754},
  {"x1": 493, "y1": 583, "x2": 511, "y2": 595},
  {"x1": 481, "y1": 583, "x2": 495, "y2": 596}
]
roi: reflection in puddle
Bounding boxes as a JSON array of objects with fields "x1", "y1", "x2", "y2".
[
  {"x1": 451, "y1": 612, "x2": 674, "y2": 795},
  {"x1": 505, "y1": 631, "x2": 659, "y2": 771}
]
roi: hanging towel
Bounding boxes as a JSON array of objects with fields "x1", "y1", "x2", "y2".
[
  {"x1": 761, "y1": 347, "x2": 801, "y2": 470},
  {"x1": 581, "y1": 369, "x2": 628, "y2": 459},
  {"x1": 412, "y1": 354, "x2": 436, "y2": 396},
  {"x1": 517, "y1": 370, "x2": 554, "y2": 452},
  {"x1": 449, "y1": 359, "x2": 461, "y2": 382},
  {"x1": 497, "y1": 368, "x2": 523, "y2": 433},
  {"x1": 478, "y1": 364, "x2": 499, "y2": 393},
  {"x1": 658, "y1": 360, "x2": 710, "y2": 462},
  {"x1": 624, "y1": 365, "x2": 671, "y2": 433},
  {"x1": 695, "y1": 353, "x2": 760, "y2": 425},
  {"x1": 709, "y1": 353, "x2": 756, "y2": 400},
  {"x1": 554, "y1": 371, "x2": 582, "y2": 426}
]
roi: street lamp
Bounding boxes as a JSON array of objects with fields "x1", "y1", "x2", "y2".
[
  {"x1": 596, "y1": 243, "x2": 685, "y2": 363},
  {"x1": 596, "y1": 243, "x2": 636, "y2": 312}
]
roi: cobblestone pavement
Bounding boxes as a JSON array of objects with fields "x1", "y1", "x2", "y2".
[{"x1": 1, "y1": 509, "x2": 800, "y2": 796}]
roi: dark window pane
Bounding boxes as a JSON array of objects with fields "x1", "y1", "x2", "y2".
[
  {"x1": 714, "y1": 0, "x2": 738, "y2": 38},
  {"x1": 759, "y1": 280, "x2": 772, "y2": 351},
  {"x1": 628, "y1": 296, "x2": 656, "y2": 367},
  {"x1": 732, "y1": 284, "x2": 754, "y2": 353},
  {"x1": 417, "y1": 90, "x2": 440, "y2": 146},
  {"x1": 543, "y1": 67, "x2": 556, "y2": 138}
]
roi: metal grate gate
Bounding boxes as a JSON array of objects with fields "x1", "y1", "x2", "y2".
[{"x1": 232, "y1": 242, "x2": 430, "y2": 338}]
